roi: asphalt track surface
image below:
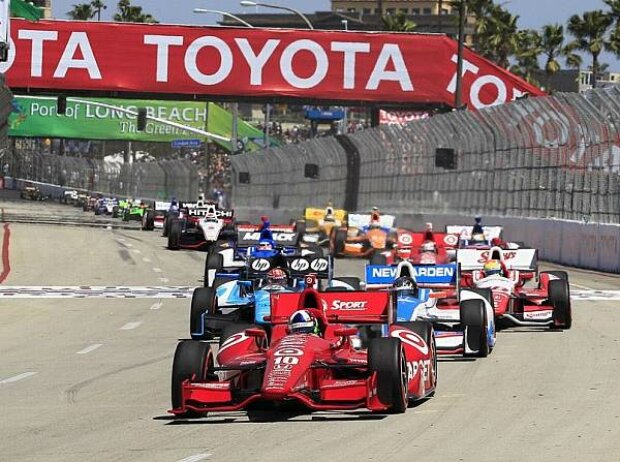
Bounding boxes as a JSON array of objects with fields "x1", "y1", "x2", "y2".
[{"x1": 1, "y1": 197, "x2": 620, "y2": 462}]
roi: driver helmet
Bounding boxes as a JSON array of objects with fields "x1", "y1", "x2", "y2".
[
  {"x1": 483, "y1": 260, "x2": 503, "y2": 277},
  {"x1": 257, "y1": 239, "x2": 274, "y2": 251},
  {"x1": 266, "y1": 267, "x2": 287, "y2": 285},
  {"x1": 289, "y1": 310, "x2": 319, "y2": 335},
  {"x1": 421, "y1": 241, "x2": 437, "y2": 253},
  {"x1": 324, "y1": 206, "x2": 335, "y2": 222},
  {"x1": 393, "y1": 276, "x2": 418, "y2": 296}
]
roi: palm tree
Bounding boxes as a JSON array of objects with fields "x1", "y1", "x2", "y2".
[
  {"x1": 67, "y1": 3, "x2": 94, "y2": 20},
  {"x1": 91, "y1": 0, "x2": 106, "y2": 21},
  {"x1": 567, "y1": 10, "x2": 613, "y2": 88},
  {"x1": 381, "y1": 12, "x2": 416, "y2": 32},
  {"x1": 477, "y1": 4, "x2": 520, "y2": 68},
  {"x1": 604, "y1": 0, "x2": 620, "y2": 56},
  {"x1": 113, "y1": 0, "x2": 158, "y2": 23},
  {"x1": 510, "y1": 29, "x2": 541, "y2": 83}
]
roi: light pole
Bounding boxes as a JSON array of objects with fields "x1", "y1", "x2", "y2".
[
  {"x1": 239, "y1": 1, "x2": 314, "y2": 29},
  {"x1": 341, "y1": 19, "x2": 348, "y2": 31},
  {"x1": 193, "y1": 8, "x2": 255, "y2": 28},
  {"x1": 455, "y1": 0, "x2": 466, "y2": 110}
]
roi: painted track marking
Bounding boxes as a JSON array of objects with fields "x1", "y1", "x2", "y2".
[
  {"x1": 119, "y1": 321, "x2": 142, "y2": 330},
  {"x1": 150, "y1": 302, "x2": 162, "y2": 310},
  {"x1": 0, "y1": 223, "x2": 11, "y2": 283},
  {"x1": 159, "y1": 277, "x2": 169, "y2": 283},
  {"x1": 177, "y1": 454, "x2": 212, "y2": 462},
  {"x1": 76, "y1": 344, "x2": 103, "y2": 355},
  {"x1": 142, "y1": 257, "x2": 151, "y2": 263},
  {"x1": 0, "y1": 372, "x2": 38, "y2": 384},
  {"x1": 570, "y1": 282, "x2": 594, "y2": 290},
  {"x1": 152, "y1": 267, "x2": 162, "y2": 273}
]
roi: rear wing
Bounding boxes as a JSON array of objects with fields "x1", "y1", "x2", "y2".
[
  {"x1": 269, "y1": 289, "x2": 394, "y2": 325},
  {"x1": 366, "y1": 263, "x2": 457, "y2": 288},
  {"x1": 187, "y1": 207, "x2": 234, "y2": 219},
  {"x1": 446, "y1": 225, "x2": 503, "y2": 241},
  {"x1": 236, "y1": 227, "x2": 298, "y2": 247},
  {"x1": 457, "y1": 248, "x2": 538, "y2": 271},
  {"x1": 395, "y1": 230, "x2": 459, "y2": 249},
  {"x1": 245, "y1": 254, "x2": 332, "y2": 280},
  {"x1": 304, "y1": 207, "x2": 347, "y2": 222},
  {"x1": 154, "y1": 201, "x2": 171, "y2": 211},
  {"x1": 348, "y1": 213, "x2": 395, "y2": 229}
]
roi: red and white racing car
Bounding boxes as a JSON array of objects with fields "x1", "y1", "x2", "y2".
[{"x1": 170, "y1": 287, "x2": 437, "y2": 417}]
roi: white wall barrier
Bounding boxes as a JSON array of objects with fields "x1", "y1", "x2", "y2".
[{"x1": 233, "y1": 206, "x2": 620, "y2": 274}]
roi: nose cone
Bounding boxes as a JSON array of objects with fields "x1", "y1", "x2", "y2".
[{"x1": 262, "y1": 335, "x2": 316, "y2": 399}]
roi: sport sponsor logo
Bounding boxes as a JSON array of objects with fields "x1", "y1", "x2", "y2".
[
  {"x1": 477, "y1": 250, "x2": 517, "y2": 264},
  {"x1": 218, "y1": 332, "x2": 249, "y2": 354},
  {"x1": 330, "y1": 300, "x2": 368, "y2": 311},
  {"x1": 369, "y1": 265, "x2": 455, "y2": 279},
  {"x1": 398, "y1": 233, "x2": 413, "y2": 245},
  {"x1": 523, "y1": 310, "x2": 552, "y2": 320},
  {"x1": 406, "y1": 359, "x2": 431, "y2": 382},
  {"x1": 265, "y1": 336, "x2": 307, "y2": 389},
  {"x1": 242, "y1": 232, "x2": 297, "y2": 242},
  {"x1": 251, "y1": 258, "x2": 271, "y2": 272},
  {"x1": 310, "y1": 258, "x2": 329, "y2": 272},
  {"x1": 443, "y1": 234, "x2": 458, "y2": 246},
  {"x1": 290, "y1": 258, "x2": 310, "y2": 272}
]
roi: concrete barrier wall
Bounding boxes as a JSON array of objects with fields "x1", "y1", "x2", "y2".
[{"x1": 232, "y1": 206, "x2": 620, "y2": 274}]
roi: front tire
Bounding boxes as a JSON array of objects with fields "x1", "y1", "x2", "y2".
[
  {"x1": 549, "y1": 279, "x2": 571, "y2": 329},
  {"x1": 168, "y1": 219, "x2": 181, "y2": 250},
  {"x1": 190, "y1": 287, "x2": 215, "y2": 339},
  {"x1": 331, "y1": 228, "x2": 347, "y2": 258},
  {"x1": 204, "y1": 252, "x2": 224, "y2": 287},
  {"x1": 142, "y1": 210, "x2": 155, "y2": 230},
  {"x1": 369, "y1": 337, "x2": 408, "y2": 413},
  {"x1": 171, "y1": 340, "x2": 214, "y2": 417},
  {"x1": 460, "y1": 299, "x2": 489, "y2": 358}
]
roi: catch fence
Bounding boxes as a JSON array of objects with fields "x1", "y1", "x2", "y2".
[{"x1": 231, "y1": 86, "x2": 620, "y2": 224}]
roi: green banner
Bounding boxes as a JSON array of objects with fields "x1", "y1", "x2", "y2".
[{"x1": 9, "y1": 96, "x2": 275, "y2": 152}]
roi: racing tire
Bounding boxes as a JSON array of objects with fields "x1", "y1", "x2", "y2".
[
  {"x1": 331, "y1": 228, "x2": 347, "y2": 258},
  {"x1": 168, "y1": 219, "x2": 181, "y2": 250},
  {"x1": 368, "y1": 337, "x2": 408, "y2": 413},
  {"x1": 395, "y1": 321, "x2": 437, "y2": 395},
  {"x1": 94, "y1": 208, "x2": 101, "y2": 216},
  {"x1": 294, "y1": 220, "x2": 306, "y2": 236},
  {"x1": 460, "y1": 299, "x2": 489, "y2": 358},
  {"x1": 549, "y1": 279, "x2": 572, "y2": 330},
  {"x1": 82, "y1": 203, "x2": 88, "y2": 212},
  {"x1": 163, "y1": 216, "x2": 172, "y2": 237},
  {"x1": 370, "y1": 253, "x2": 388, "y2": 266},
  {"x1": 142, "y1": 210, "x2": 155, "y2": 231},
  {"x1": 204, "y1": 252, "x2": 224, "y2": 287},
  {"x1": 171, "y1": 340, "x2": 214, "y2": 417},
  {"x1": 190, "y1": 287, "x2": 216, "y2": 340},
  {"x1": 219, "y1": 323, "x2": 265, "y2": 348},
  {"x1": 112, "y1": 206, "x2": 119, "y2": 219}
]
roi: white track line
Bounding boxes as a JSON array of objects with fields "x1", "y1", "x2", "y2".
[
  {"x1": 570, "y1": 282, "x2": 594, "y2": 290},
  {"x1": 177, "y1": 454, "x2": 212, "y2": 462},
  {"x1": 132, "y1": 249, "x2": 141, "y2": 254},
  {"x1": 0, "y1": 372, "x2": 38, "y2": 384},
  {"x1": 125, "y1": 243, "x2": 133, "y2": 247},
  {"x1": 142, "y1": 257, "x2": 151, "y2": 263},
  {"x1": 119, "y1": 321, "x2": 143, "y2": 331},
  {"x1": 76, "y1": 344, "x2": 103, "y2": 355},
  {"x1": 152, "y1": 267, "x2": 162, "y2": 273},
  {"x1": 159, "y1": 277, "x2": 169, "y2": 283},
  {"x1": 150, "y1": 302, "x2": 162, "y2": 310}
]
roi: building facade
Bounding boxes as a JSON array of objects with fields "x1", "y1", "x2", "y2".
[{"x1": 332, "y1": 0, "x2": 453, "y2": 16}]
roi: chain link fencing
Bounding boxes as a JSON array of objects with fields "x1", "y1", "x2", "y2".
[{"x1": 231, "y1": 86, "x2": 620, "y2": 224}]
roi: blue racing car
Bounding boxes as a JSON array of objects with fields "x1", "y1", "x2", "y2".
[{"x1": 366, "y1": 260, "x2": 496, "y2": 357}]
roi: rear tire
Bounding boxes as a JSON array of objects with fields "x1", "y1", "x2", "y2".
[
  {"x1": 460, "y1": 299, "x2": 489, "y2": 358},
  {"x1": 190, "y1": 287, "x2": 216, "y2": 339},
  {"x1": 112, "y1": 206, "x2": 119, "y2": 218},
  {"x1": 168, "y1": 219, "x2": 181, "y2": 250},
  {"x1": 368, "y1": 337, "x2": 408, "y2": 413},
  {"x1": 204, "y1": 252, "x2": 224, "y2": 287},
  {"x1": 549, "y1": 279, "x2": 572, "y2": 329},
  {"x1": 171, "y1": 340, "x2": 214, "y2": 417},
  {"x1": 331, "y1": 228, "x2": 347, "y2": 258},
  {"x1": 294, "y1": 220, "x2": 306, "y2": 236},
  {"x1": 142, "y1": 210, "x2": 155, "y2": 230}
]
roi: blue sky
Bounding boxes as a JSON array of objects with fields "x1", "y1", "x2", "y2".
[{"x1": 52, "y1": 0, "x2": 619, "y2": 69}]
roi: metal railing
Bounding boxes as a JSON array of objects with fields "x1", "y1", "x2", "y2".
[{"x1": 231, "y1": 86, "x2": 620, "y2": 224}]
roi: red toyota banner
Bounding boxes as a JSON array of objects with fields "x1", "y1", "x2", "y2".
[{"x1": 1, "y1": 19, "x2": 544, "y2": 109}]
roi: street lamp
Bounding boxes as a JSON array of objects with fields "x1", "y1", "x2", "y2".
[
  {"x1": 341, "y1": 19, "x2": 348, "y2": 30},
  {"x1": 239, "y1": 1, "x2": 314, "y2": 29},
  {"x1": 455, "y1": 0, "x2": 466, "y2": 110},
  {"x1": 193, "y1": 8, "x2": 254, "y2": 27}
]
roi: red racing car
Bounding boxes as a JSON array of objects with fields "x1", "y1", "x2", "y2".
[
  {"x1": 370, "y1": 225, "x2": 459, "y2": 266},
  {"x1": 170, "y1": 287, "x2": 437, "y2": 417}
]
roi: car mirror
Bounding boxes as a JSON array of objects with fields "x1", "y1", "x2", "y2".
[{"x1": 245, "y1": 328, "x2": 266, "y2": 338}]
